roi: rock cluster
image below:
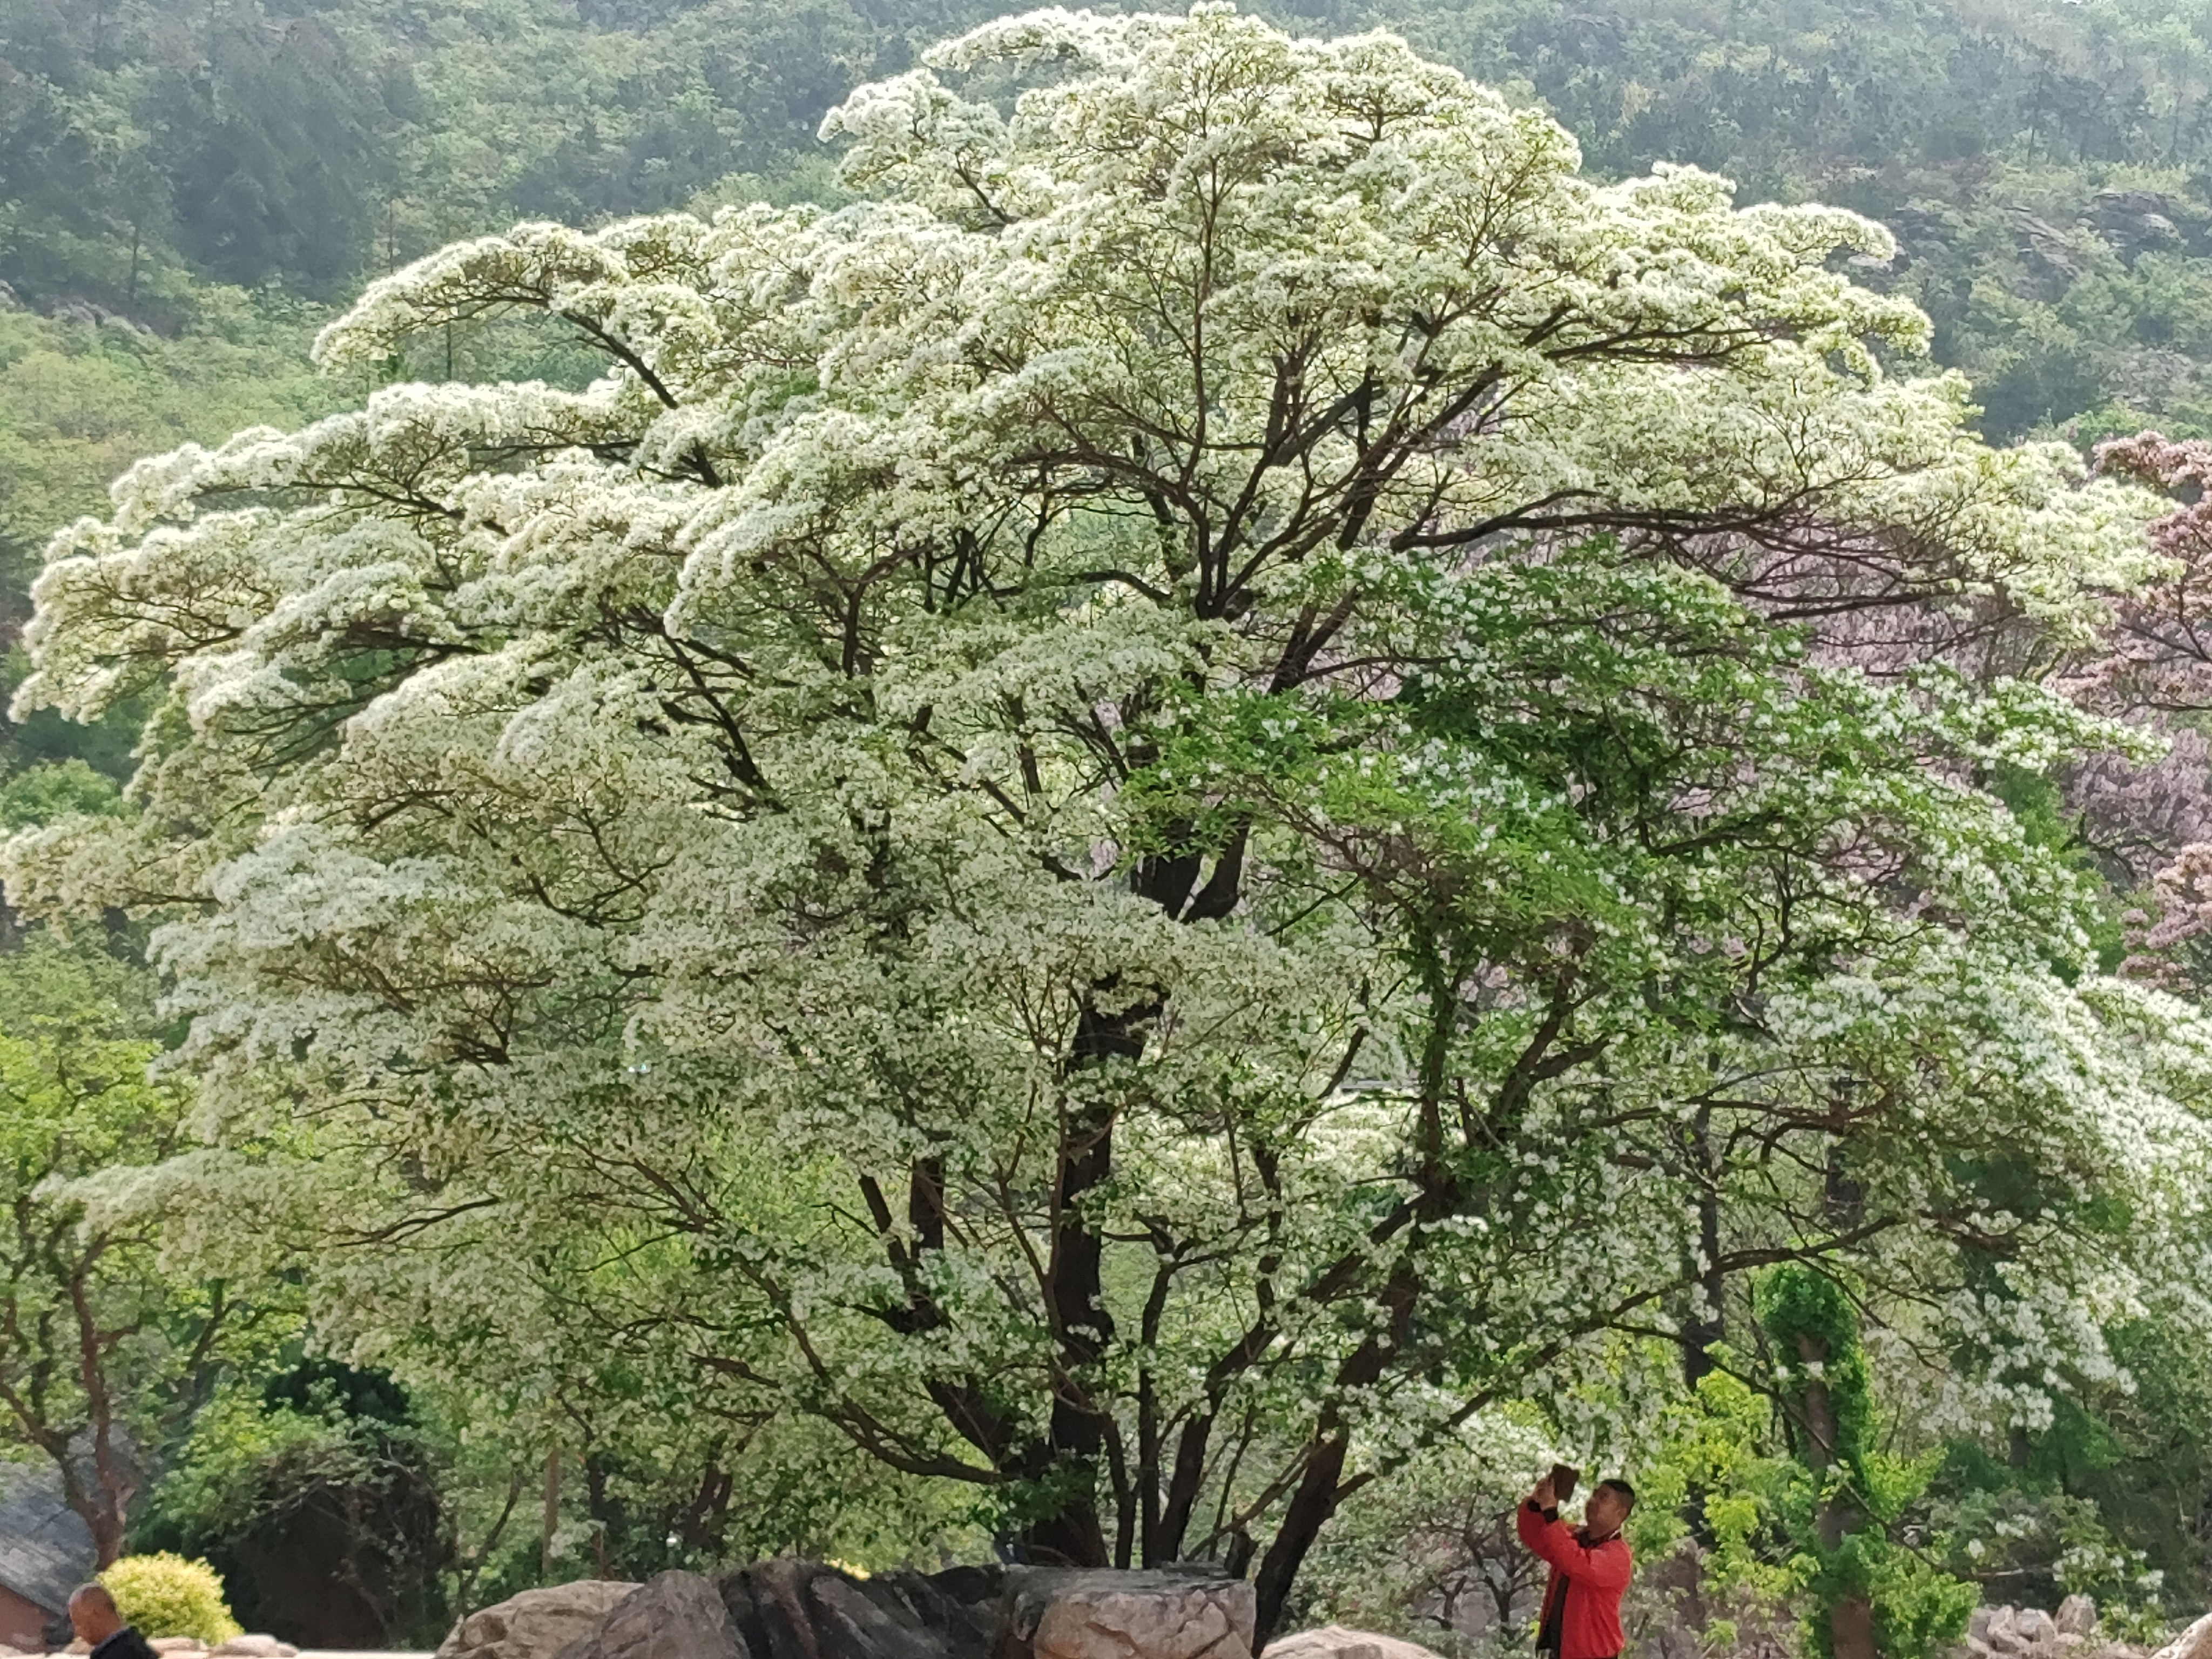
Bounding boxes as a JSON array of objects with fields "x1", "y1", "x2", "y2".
[
  {"x1": 1961, "y1": 1599, "x2": 2147, "y2": 1659},
  {"x1": 447, "y1": 1562, "x2": 1265, "y2": 1659}
]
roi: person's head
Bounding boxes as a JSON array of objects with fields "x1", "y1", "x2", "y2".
[
  {"x1": 68, "y1": 1584, "x2": 123, "y2": 1644},
  {"x1": 1584, "y1": 1478, "x2": 1636, "y2": 1539}
]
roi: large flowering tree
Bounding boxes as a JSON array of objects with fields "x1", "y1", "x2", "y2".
[{"x1": 11, "y1": 8, "x2": 2212, "y2": 1630}]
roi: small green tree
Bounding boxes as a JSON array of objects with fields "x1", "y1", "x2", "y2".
[
  {"x1": 0, "y1": 936, "x2": 285, "y2": 1564},
  {"x1": 1626, "y1": 1365, "x2": 1803, "y2": 1657},
  {"x1": 1757, "y1": 1267, "x2": 1974, "y2": 1659}
]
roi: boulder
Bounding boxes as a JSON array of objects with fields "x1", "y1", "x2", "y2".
[
  {"x1": 1012, "y1": 1569, "x2": 1256, "y2": 1659},
  {"x1": 439, "y1": 1581, "x2": 642, "y2": 1659},
  {"x1": 2059, "y1": 1600, "x2": 2099, "y2": 1640},
  {"x1": 1264, "y1": 1627, "x2": 1446, "y2": 1659},
  {"x1": 554, "y1": 1571, "x2": 740, "y2": 1659},
  {"x1": 210, "y1": 1638, "x2": 297, "y2": 1658},
  {"x1": 2020, "y1": 1610, "x2": 2061, "y2": 1651},
  {"x1": 2153, "y1": 1610, "x2": 2212, "y2": 1659}
]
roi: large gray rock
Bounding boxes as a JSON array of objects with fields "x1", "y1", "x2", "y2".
[
  {"x1": 2058, "y1": 1600, "x2": 2099, "y2": 1640},
  {"x1": 439, "y1": 1581, "x2": 642, "y2": 1659},
  {"x1": 554, "y1": 1571, "x2": 740, "y2": 1659},
  {"x1": 2153, "y1": 1611, "x2": 2212, "y2": 1659},
  {"x1": 1264, "y1": 1627, "x2": 1445, "y2": 1659},
  {"x1": 1010, "y1": 1569, "x2": 1255, "y2": 1659}
]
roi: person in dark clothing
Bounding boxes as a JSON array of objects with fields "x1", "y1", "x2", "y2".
[
  {"x1": 1517, "y1": 1473, "x2": 1637, "y2": 1659},
  {"x1": 68, "y1": 1584, "x2": 159, "y2": 1659}
]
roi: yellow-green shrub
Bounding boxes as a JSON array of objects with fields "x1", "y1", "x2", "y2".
[{"x1": 98, "y1": 1554, "x2": 242, "y2": 1644}]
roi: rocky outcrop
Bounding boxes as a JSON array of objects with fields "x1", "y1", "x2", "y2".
[
  {"x1": 1263, "y1": 1626, "x2": 1445, "y2": 1659},
  {"x1": 2088, "y1": 188, "x2": 2200, "y2": 263},
  {"x1": 2011, "y1": 210, "x2": 2087, "y2": 281},
  {"x1": 438, "y1": 1581, "x2": 642, "y2": 1659}
]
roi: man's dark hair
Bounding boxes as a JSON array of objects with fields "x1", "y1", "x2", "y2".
[{"x1": 1597, "y1": 1477, "x2": 1636, "y2": 1509}]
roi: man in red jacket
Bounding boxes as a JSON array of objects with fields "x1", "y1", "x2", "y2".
[{"x1": 1516, "y1": 1471, "x2": 1636, "y2": 1659}]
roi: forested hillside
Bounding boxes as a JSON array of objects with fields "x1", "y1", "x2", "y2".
[{"x1": 11, "y1": 1, "x2": 2212, "y2": 1653}]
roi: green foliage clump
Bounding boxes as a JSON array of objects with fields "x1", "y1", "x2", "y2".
[
  {"x1": 134, "y1": 1362, "x2": 451, "y2": 1647},
  {"x1": 0, "y1": 758, "x2": 125, "y2": 830},
  {"x1": 1757, "y1": 1267, "x2": 1877, "y2": 1477},
  {"x1": 1864, "y1": 1550, "x2": 1978, "y2": 1659},
  {"x1": 1626, "y1": 1366, "x2": 1805, "y2": 1656},
  {"x1": 99, "y1": 1553, "x2": 242, "y2": 1643}
]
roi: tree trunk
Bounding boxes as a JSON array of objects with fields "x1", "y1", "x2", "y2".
[
  {"x1": 1020, "y1": 996, "x2": 1140, "y2": 1568},
  {"x1": 1681, "y1": 1106, "x2": 1725, "y2": 1390},
  {"x1": 1795, "y1": 1332, "x2": 1875, "y2": 1659},
  {"x1": 1830, "y1": 1595, "x2": 1877, "y2": 1659},
  {"x1": 540, "y1": 1448, "x2": 561, "y2": 1575},
  {"x1": 1252, "y1": 1429, "x2": 1351, "y2": 1640},
  {"x1": 86, "y1": 1485, "x2": 126, "y2": 1569},
  {"x1": 70, "y1": 1264, "x2": 132, "y2": 1567}
]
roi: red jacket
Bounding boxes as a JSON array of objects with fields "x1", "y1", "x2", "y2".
[{"x1": 1516, "y1": 1499, "x2": 1632, "y2": 1659}]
